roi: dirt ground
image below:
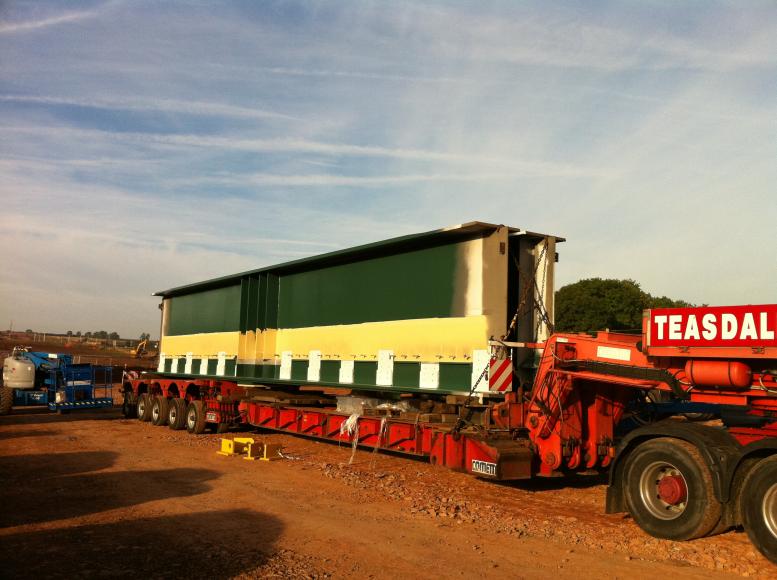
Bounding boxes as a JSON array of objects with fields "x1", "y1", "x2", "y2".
[{"x1": 0, "y1": 406, "x2": 773, "y2": 579}]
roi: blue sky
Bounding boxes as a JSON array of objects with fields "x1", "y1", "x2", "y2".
[{"x1": 1, "y1": 0, "x2": 775, "y2": 338}]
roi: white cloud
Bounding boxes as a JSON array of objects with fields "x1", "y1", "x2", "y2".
[{"x1": 0, "y1": 3, "x2": 114, "y2": 34}]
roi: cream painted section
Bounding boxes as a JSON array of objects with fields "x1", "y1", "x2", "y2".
[
  {"x1": 280, "y1": 351, "x2": 293, "y2": 380},
  {"x1": 307, "y1": 350, "x2": 322, "y2": 381},
  {"x1": 158, "y1": 353, "x2": 166, "y2": 373},
  {"x1": 216, "y1": 352, "x2": 226, "y2": 376},
  {"x1": 471, "y1": 349, "x2": 491, "y2": 392},
  {"x1": 339, "y1": 360, "x2": 354, "y2": 383},
  {"x1": 535, "y1": 237, "x2": 556, "y2": 343},
  {"x1": 479, "y1": 227, "x2": 509, "y2": 339},
  {"x1": 454, "y1": 229, "x2": 508, "y2": 342},
  {"x1": 199, "y1": 357, "x2": 208, "y2": 375},
  {"x1": 160, "y1": 331, "x2": 240, "y2": 358},
  {"x1": 461, "y1": 238, "x2": 484, "y2": 316},
  {"x1": 376, "y1": 350, "x2": 394, "y2": 386},
  {"x1": 419, "y1": 363, "x2": 440, "y2": 389},
  {"x1": 184, "y1": 352, "x2": 193, "y2": 374},
  {"x1": 171, "y1": 358, "x2": 179, "y2": 373}
]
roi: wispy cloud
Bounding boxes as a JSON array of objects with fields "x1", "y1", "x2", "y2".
[
  {"x1": 0, "y1": 4, "x2": 111, "y2": 34},
  {"x1": 0, "y1": 94, "x2": 296, "y2": 121},
  {"x1": 1, "y1": 124, "x2": 608, "y2": 176}
]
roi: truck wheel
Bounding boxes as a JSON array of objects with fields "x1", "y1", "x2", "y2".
[
  {"x1": 151, "y1": 396, "x2": 169, "y2": 426},
  {"x1": 167, "y1": 398, "x2": 187, "y2": 430},
  {"x1": 623, "y1": 437, "x2": 721, "y2": 541},
  {"x1": 121, "y1": 392, "x2": 137, "y2": 418},
  {"x1": 741, "y1": 455, "x2": 777, "y2": 564},
  {"x1": 0, "y1": 386, "x2": 12, "y2": 416},
  {"x1": 137, "y1": 393, "x2": 152, "y2": 422},
  {"x1": 186, "y1": 400, "x2": 206, "y2": 434}
]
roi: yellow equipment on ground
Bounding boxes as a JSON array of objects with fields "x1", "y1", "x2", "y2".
[{"x1": 217, "y1": 437, "x2": 282, "y2": 461}]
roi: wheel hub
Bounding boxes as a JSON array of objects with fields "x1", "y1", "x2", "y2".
[
  {"x1": 764, "y1": 483, "x2": 777, "y2": 539},
  {"x1": 657, "y1": 474, "x2": 687, "y2": 505},
  {"x1": 639, "y1": 461, "x2": 689, "y2": 520}
]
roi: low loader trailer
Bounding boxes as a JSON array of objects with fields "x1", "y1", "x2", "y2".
[{"x1": 120, "y1": 224, "x2": 776, "y2": 563}]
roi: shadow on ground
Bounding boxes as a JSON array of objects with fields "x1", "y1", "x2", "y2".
[
  {"x1": 0, "y1": 450, "x2": 219, "y2": 528},
  {"x1": 0, "y1": 428, "x2": 60, "y2": 440},
  {"x1": 497, "y1": 471, "x2": 609, "y2": 491},
  {"x1": 0, "y1": 509, "x2": 284, "y2": 579},
  {"x1": 0, "y1": 407, "x2": 122, "y2": 426}
]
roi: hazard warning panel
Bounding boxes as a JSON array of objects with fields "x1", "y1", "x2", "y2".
[{"x1": 489, "y1": 356, "x2": 513, "y2": 392}]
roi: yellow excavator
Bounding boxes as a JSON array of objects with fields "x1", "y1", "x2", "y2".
[{"x1": 131, "y1": 339, "x2": 149, "y2": 358}]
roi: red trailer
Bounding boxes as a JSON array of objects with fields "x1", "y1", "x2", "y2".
[{"x1": 122, "y1": 304, "x2": 777, "y2": 564}]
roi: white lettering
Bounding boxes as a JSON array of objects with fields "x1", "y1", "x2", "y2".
[
  {"x1": 653, "y1": 315, "x2": 668, "y2": 339},
  {"x1": 740, "y1": 312, "x2": 758, "y2": 340},
  {"x1": 702, "y1": 313, "x2": 717, "y2": 340},
  {"x1": 471, "y1": 460, "x2": 497, "y2": 476},
  {"x1": 721, "y1": 313, "x2": 737, "y2": 340},
  {"x1": 761, "y1": 312, "x2": 776, "y2": 340},
  {"x1": 669, "y1": 315, "x2": 683, "y2": 340},
  {"x1": 684, "y1": 315, "x2": 700, "y2": 340}
]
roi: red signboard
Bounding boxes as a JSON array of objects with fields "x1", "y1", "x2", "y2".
[{"x1": 647, "y1": 305, "x2": 777, "y2": 348}]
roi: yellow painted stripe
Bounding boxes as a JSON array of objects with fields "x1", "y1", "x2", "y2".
[
  {"x1": 271, "y1": 316, "x2": 489, "y2": 362},
  {"x1": 160, "y1": 331, "x2": 240, "y2": 358},
  {"x1": 162, "y1": 316, "x2": 490, "y2": 363}
]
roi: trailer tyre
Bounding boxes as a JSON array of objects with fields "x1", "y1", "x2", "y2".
[
  {"x1": 167, "y1": 398, "x2": 187, "y2": 430},
  {"x1": 623, "y1": 437, "x2": 721, "y2": 541},
  {"x1": 121, "y1": 391, "x2": 137, "y2": 419},
  {"x1": 151, "y1": 396, "x2": 169, "y2": 426},
  {"x1": 137, "y1": 393, "x2": 153, "y2": 422},
  {"x1": 0, "y1": 386, "x2": 13, "y2": 416},
  {"x1": 741, "y1": 455, "x2": 777, "y2": 564},
  {"x1": 186, "y1": 400, "x2": 206, "y2": 434}
]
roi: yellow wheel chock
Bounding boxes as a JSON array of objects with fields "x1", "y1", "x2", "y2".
[{"x1": 217, "y1": 437, "x2": 281, "y2": 461}]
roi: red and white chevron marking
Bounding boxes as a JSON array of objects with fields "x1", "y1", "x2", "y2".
[{"x1": 489, "y1": 356, "x2": 513, "y2": 392}]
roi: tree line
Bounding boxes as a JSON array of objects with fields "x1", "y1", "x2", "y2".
[
  {"x1": 22, "y1": 330, "x2": 152, "y2": 341},
  {"x1": 555, "y1": 278, "x2": 694, "y2": 333}
]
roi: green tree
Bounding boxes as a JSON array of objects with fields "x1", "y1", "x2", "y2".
[{"x1": 555, "y1": 278, "x2": 694, "y2": 333}]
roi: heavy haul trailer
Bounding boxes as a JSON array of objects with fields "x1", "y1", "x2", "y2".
[{"x1": 121, "y1": 224, "x2": 777, "y2": 564}]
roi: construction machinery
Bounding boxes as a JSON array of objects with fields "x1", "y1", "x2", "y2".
[
  {"x1": 118, "y1": 223, "x2": 777, "y2": 564},
  {"x1": 131, "y1": 339, "x2": 149, "y2": 358},
  {"x1": 1, "y1": 347, "x2": 113, "y2": 414}
]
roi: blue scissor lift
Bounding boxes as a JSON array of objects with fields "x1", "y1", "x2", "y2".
[
  {"x1": 47, "y1": 359, "x2": 113, "y2": 412},
  {"x1": 9, "y1": 351, "x2": 113, "y2": 412}
]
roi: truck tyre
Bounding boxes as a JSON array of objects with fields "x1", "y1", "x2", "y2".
[
  {"x1": 741, "y1": 455, "x2": 777, "y2": 564},
  {"x1": 168, "y1": 398, "x2": 187, "y2": 430},
  {"x1": 186, "y1": 400, "x2": 206, "y2": 434},
  {"x1": 623, "y1": 437, "x2": 721, "y2": 541},
  {"x1": 0, "y1": 386, "x2": 13, "y2": 416},
  {"x1": 121, "y1": 391, "x2": 137, "y2": 418},
  {"x1": 137, "y1": 393, "x2": 153, "y2": 422},
  {"x1": 151, "y1": 396, "x2": 169, "y2": 426}
]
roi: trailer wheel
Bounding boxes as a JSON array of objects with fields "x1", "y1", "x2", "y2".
[
  {"x1": 121, "y1": 392, "x2": 137, "y2": 419},
  {"x1": 151, "y1": 396, "x2": 169, "y2": 426},
  {"x1": 167, "y1": 398, "x2": 187, "y2": 430},
  {"x1": 0, "y1": 386, "x2": 13, "y2": 416},
  {"x1": 186, "y1": 400, "x2": 206, "y2": 434},
  {"x1": 137, "y1": 393, "x2": 153, "y2": 422},
  {"x1": 741, "y1": 455, "x2": 777, "y2": 564},
  {"x1": 623, "y1": 437, "x2": 721, "y2": 541}
]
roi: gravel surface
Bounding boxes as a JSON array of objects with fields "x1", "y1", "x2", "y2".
[{"x1": 0, "y1": 407, "x2": 773, "y2": 578}]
